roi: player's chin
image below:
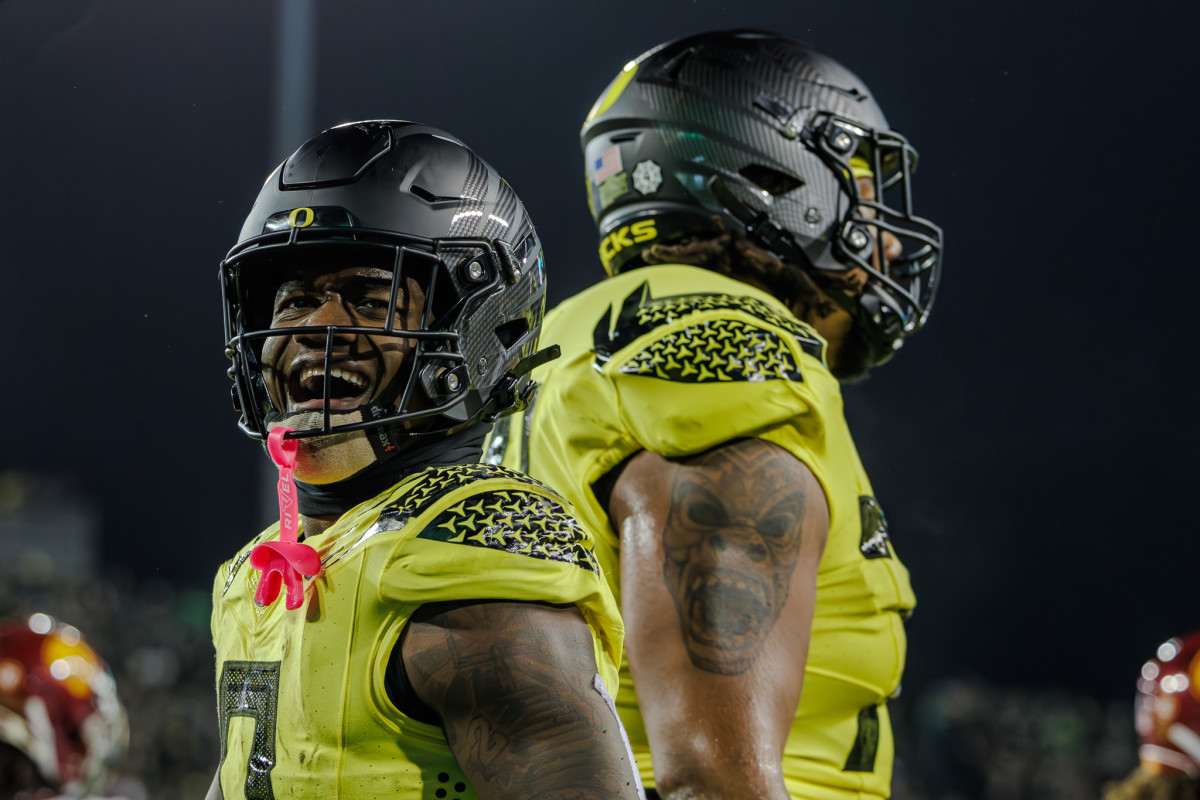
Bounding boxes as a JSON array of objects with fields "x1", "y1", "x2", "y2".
[{"x1": 292, "y1": 429, "x2": 377, "y2": 484}]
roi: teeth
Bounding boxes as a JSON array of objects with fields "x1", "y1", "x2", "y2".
[{"x1": 298, "y1": 367, "x2": 368, "y2": 389}]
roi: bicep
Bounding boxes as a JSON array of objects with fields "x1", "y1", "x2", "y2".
[
  {"x1": 401, "y1": 601, "x2": 640, "y2": 800},
  {"x1": 610, "y1": 439, "x2": 828, "y2": 794}
]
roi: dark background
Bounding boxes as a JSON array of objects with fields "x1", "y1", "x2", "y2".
[{"x1": 1, "y1": 0, "x2": 1196, "y2": 711}]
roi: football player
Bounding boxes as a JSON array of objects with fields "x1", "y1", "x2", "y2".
[
  {"x1": 209, "y1": 121, "x2": 642, "y2": 800},
  {"x1": 485, "y1": 30, "x2": 942, "y2": 799},
  {"x1": 0, "y1": 614, "x2": 128, "y2": 798},
  {"x1": 1104, "y1": 632, "x2": 1200, "y2": 800}
]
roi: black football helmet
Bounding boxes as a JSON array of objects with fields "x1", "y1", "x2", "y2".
[
  {"x1": 221, "y1": 121, "x2": 549, "y2": 447},
  {"x1": 581, "y1": 29, "x2": 943, "y2": 366}
]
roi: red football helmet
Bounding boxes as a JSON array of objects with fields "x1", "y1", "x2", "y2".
[
  {"x1": 0, "y1": 614, "x2": 128, "y2": 795},
  {"x1": 1136, "y1": 631, "x2": 1200, "y2": 777}
]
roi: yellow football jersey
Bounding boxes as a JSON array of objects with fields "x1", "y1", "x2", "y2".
[
  {"x1": 485, "y1": 264, "x2": 916, "y2": 799},
  {"x1": 211, "y1": 463, "x2": 622, "y2": 800}
]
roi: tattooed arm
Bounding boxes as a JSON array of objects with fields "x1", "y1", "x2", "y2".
[
  {"x1": 402, "y1": 601, "x2": 643, "y2": 800},
  {"x1": 609, "y1": 438, "x2": 829, "y2": 800}
]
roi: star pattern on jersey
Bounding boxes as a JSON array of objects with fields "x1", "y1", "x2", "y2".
[
  {"x1": 635, "y1": 293, "x2": 824, "y2": 358},
  {"x1": 618, "y1": 317, "x2": 803, "y2": 382},
  {"x1": 376, "y1": 463, "x2": 554, "y2": 532},
  {"x1": 418, "y1": 490, "x2": 600, "y2": 573},
  {"x1": 594, "y1": 283, "x2": 825, "y2": 382}
]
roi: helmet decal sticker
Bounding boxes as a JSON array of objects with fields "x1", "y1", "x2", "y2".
[
  {"x1": 597, "y1": 172, "x2": 629, "y2": 210},
  {"x1": 592, "y1": 144, "x2": 624, "y2": 185},
  {"x1": 632, "y1": 160, "x2": 663, "y2": 195},
  {"x1": 287, "y1": 207, "x2": 315, "y2": 228}
]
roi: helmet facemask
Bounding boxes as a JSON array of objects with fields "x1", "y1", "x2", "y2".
[
  {"x1": 803, "y1": 113, "x2": 941, "y2": 360},
  {"x1": 220, "y1": 121, "x2": 550, "y2": 485},
  {"x1": 224, "y1": 225, "x2": 542, "y2": 480}
]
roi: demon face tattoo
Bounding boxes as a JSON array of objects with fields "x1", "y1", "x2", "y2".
[{"x1": 662, "y1": 442, "x2": 807, "y2": 675}]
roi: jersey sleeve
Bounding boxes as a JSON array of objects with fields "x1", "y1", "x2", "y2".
[{"x1": 374, "y1": 465, "x2": 623, "y2": 691}]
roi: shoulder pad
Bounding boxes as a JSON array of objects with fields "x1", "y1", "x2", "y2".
[
  {"x1": 593, "y1": 281, "x2": 825, "y2": 382},
  {"x1": 415, "y1": 487, "x2": 600, "y2": 573},
  {"x1": 376, "y1": 463, "x2": 554, "y2": 531},
  {"x1": 374, "y1": 464, "x2": 600, "y2": 573}
]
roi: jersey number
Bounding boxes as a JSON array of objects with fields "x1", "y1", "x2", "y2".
[{"x1": 218, "y1": 660, "x2": 280, "y2": 800}]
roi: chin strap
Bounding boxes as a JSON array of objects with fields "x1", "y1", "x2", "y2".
[
  {"x1": 478, "y1": 345, "x2": 561, "y2": 422},
  {"x1": 250, "y1": 428, "x2": 322, "y2": 610}
]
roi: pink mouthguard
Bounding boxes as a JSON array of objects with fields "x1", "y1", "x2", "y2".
[{"x1": 250, "y1": 428, "x2": 322, "y2": 609}]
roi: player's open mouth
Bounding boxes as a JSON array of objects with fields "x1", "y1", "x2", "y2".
[{"x1": 286, "y1": 365, "x2": 374, "y2": 411}]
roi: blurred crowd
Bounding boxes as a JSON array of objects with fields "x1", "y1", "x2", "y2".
[
  {"x1": 0, "y1": 549, "x2": 1145, "y2": 799},
  {"x1": 0, "y1": 552, "x2": 219, "y2": 799},
  {"x1": 891, "y1": 677, "x2": 1139, "y2": 799}
]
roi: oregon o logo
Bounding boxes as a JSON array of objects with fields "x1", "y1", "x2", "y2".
[{"x1": 288, "y1": 207, "x2": 315, "y2": 228}]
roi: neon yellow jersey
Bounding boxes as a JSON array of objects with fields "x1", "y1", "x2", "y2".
[
  {"x1": 485, "y1": 265, "x2": 916, "y2": 799},
  {"x1": 211, "y1": 463, "x2": 622, "y2": 800}
]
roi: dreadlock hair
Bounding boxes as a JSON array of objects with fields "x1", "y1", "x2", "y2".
[
  {"x1": 1103, "y1": 769, "x2": 1200, "y2": 800},
  {"x1": 640, "y1": 217, "x2": 835, "y2": 320},
  {"x1": 637, "y1": 217, "x2": 876, "y2": 382}
]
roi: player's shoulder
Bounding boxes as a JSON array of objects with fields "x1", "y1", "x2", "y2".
[
  {"x1": 371, "y1": 462, "x2": 589, "y2": 540},
  {"x1": 376, "y1": 463, "x2": 603, "y2": 576},
  {"x1": 379, "y1": 462, "x2": 555, "y2": 516},
  {"x1": 590, "y1": 264, "x2": 827, "y2": 382}
]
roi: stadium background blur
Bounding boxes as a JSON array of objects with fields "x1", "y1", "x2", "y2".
[{"x1": 0, "y1": 0, "x2": 1196, "y2": 796}]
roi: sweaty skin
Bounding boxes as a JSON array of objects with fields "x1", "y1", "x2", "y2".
[{"x1": 610, "y1": 438, "x2": 829, "y2": 800}]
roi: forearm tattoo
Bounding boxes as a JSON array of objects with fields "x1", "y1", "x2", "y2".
[
  {"x1": 662, "y1": 441, "x2": 807, "y2": 675},
  {"x1": 405, "y1": 604, "x2": 638, "y2": 799}
]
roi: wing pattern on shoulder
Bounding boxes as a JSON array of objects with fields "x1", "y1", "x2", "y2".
[{"x1": 594, "y1": 281, "x2": 824, "y2": 383}]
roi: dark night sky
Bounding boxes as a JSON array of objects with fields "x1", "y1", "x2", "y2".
[{"x1": 0, "y1": 0, "x2": 1197, "y2": 701}]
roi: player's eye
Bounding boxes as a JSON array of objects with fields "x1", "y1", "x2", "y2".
[
  {"x1": 274, "y1": 293, "x2": 320, "y2": 315},
  {"x1": 356, "y1": 296, "x2": 392, "y2": 311}
]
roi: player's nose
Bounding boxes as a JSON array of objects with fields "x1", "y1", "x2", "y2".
[{"x1": 296, "y1": 298, "x2": 358, "y2": 345}]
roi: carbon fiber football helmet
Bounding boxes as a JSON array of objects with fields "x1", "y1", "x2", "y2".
[
  {"x1": 222, "y1": 121, "x2": 549, "y2": 447},
  {"x1": 0, "y1": 614, "x2": 128, "y2": 795},
  {"x1": 581, "y1": 29, "x2": 943, "y2": 366},
  {"x1": 1136, "y1": 632, "x2": 1200, "y2": 777}
]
